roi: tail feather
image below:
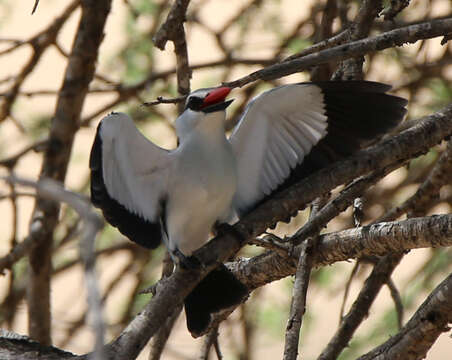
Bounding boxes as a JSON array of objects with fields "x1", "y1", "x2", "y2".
[{"x1": 184, "y1": 264, "x2": 248, "y2": 335}]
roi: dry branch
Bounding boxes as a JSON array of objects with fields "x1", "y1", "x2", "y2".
[
  {"x1": 283, "y1": 197, "x2": 326, "y2": 360},
  {"x1": 0, "y1": 140, "x2": 48, "y2": 169},
  {"x1": 224, "y1": 18, "x2": 452, "y2": 88},
  {"x1": 317, "y1": 254, "x2": 403, "y2": 360},
  {"x1": 381, "y1": 138, "x2": 452, "y2": 220},
  {"x1": 357, "y1": 272, "x2": 452, "y2": 360},
  {"x1": 0, "y1": 0, "x2": 80, "y2": 122},
  {"x1": 153, "y1": 0, "x2": 191, "y2": 50},
  {"x1": 0, "y1": 330, "x2": 75, "y2": 360},
  {"x1": 1, "y1": 213, "x2": 451, "y2": 359},
  {"x1": 282, "y1": 241, "x2": 313, "y2": 360}
]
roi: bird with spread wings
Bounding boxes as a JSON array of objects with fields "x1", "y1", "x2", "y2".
[{"x1": 89, "y1": 81, "x2": 407, "y2": 334}]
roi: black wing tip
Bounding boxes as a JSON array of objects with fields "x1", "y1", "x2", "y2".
[
  {"x1": 89, "y1": 124, "x2": 162, "y2": 250},
  {"x1": 184, "y1": 264, "x2": 248, "y2": 334},
  {"x1": 320, "y1": 80, "x2": 407, "y2": 135}
]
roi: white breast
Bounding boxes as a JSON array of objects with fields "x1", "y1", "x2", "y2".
[{"x1": 165, "y1": 133, "x2": 237, "y2": 255}]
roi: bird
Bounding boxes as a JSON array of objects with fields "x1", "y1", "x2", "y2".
[{"x1": 89, "y1": 81, "x2": 407, "y2": 335}]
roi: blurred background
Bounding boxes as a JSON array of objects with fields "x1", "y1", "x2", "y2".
[{"x1": 0, "y1": 0, "x2": 451, "y2": 359}]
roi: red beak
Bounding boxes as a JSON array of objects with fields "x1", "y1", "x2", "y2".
[{"x1": 201, "y1": 87, "x2": 231, "y2": 108}]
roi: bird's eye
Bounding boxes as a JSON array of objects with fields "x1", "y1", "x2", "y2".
[{"x1": 186, "y1": 96, "x2": 204, "y2": 111}]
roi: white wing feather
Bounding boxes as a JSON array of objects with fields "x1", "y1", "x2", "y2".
[
  {"x1": 99, "y1": 112, "x2": 172, "y2": 222},
  {"x1": 229, "y1": 84, "x2": 328, "y2": 215}
]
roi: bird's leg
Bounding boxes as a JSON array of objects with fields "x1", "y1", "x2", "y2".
[{"x1": 172, "y1": 247, "x2": 203, "y2": 270}]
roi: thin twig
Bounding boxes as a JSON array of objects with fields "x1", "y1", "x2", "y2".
[
  {"x1": 0, "y1": 139, "x2": 48, "y2": 169},
  {"x1": 142, "y1": 95, "x2": 186, "y2": 107},
  {"x1": 199, "y1": 326, "x2": 220, "y2": 360},
  {"x1": 282, "y1": 241, "x2": 313, "y2": 360},
  {"x1": 31, "y1": 0, "x2": 40, "y2": 14},
  {"x1": 292, "y1": 159, "x2": 409, "y2": 247},
  {"x1": 386, "y1": 278, "x2": 404, "y2": 329},
  {"x1": 339, "y1": 261, "x2": 360, "y2": 324},
  {"x1": 148, "y1": 251, "x2": 180, "y2": 360},
  {"x1": 283, "y1": 197, "x2": 326, "y2": 360}
]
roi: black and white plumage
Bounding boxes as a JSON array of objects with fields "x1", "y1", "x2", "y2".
[{"x1": 89, "y1": 81, "x2": 407, "y2": 334}]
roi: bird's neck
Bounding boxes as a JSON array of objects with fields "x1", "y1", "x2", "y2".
[{"x1": 179, "y1": 112, "x2": 228, "y2": 147}]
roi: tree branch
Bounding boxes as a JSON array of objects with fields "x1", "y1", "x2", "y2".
[
  {"x1": 224, "y1": 18, "x2": 452, "y2": 88},
  {"x1": 153, "y1": 0, "x2": 191, "y2": 51},
  {"x1": 0, "y1": 0, "x2": 80, "y2": 122},
  {"x1": 1, "y1": 213, "x2": 451, "y2": 359},
  {"x1": 317, "y1": 254, "x2": 403, "y2": 360},
  {"x1": 283, "y1": 198, "x2": 326, "y2": 360},
  {"x1": 381, "y1": 138, "x2": 452, "y2": 221},
  {"x1": 26, "y1": 0, "x2": 111, "y2": 346},
  {"x1": 357, "y1": 272, "x2": 452, "y2": 360},
  {"x1": 0, "y1": 330, "x2": 75, "y2": 360},
  {"x1": 7, "y1": 176, "x2": 105, "y2": 358}
]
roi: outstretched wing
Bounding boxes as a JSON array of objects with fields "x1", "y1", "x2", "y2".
[
  {"x1": 89, "y1": 112, "x2": 172, "y2": 249},
  {"x1": 229, "y1": 81, "x2": 407, "y2": 216}
]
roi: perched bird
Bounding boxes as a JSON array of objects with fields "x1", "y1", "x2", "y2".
[{"x1": 89, "y1": 81, "x2": 407, "y2": 334}]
